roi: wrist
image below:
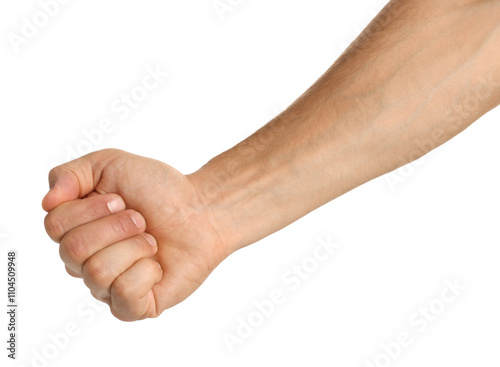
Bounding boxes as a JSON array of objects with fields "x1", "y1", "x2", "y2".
[
  {"x1": 186, "y1": 127, "x2": 294, "y2": 254},
  {"x1": 186, "y1": 159, "x2": 272, "y2": 256}
]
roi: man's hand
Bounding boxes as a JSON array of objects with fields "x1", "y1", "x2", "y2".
[
  {"x1": 42, "y1": 149, "x2": 228, "y2": 321},
  {"x1": 42, "y1": 0, "x2": 500, "y2": 322}
]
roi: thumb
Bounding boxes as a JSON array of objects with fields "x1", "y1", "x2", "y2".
[{"x1": 42, "y1": 149, "x2": 120, "y2": 212}]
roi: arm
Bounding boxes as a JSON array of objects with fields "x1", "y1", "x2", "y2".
[
  {"x1": 189, "y1": 0, "x2": 500, "y2": 252},
  {"x1": 43, "y1": 0, "x2": 500, "y2": 321}
]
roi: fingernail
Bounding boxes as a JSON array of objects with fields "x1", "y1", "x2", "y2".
[
  {"x1": 130, "y1": 211, "x2": 146, "y2": 229},
  {"x1": 107, "y1": 196, "x2": 125, "y2": 214},
  {"x1": 157, "y1": 262, "x2": 162, "y2": 271},
  {"x1": 141, "y1": 233, "x2": 157, "y2": 247}
]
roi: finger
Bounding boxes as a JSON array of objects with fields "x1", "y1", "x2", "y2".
[
  {"x1": 65, "y1": 265, "x2": 83, "y2": 278},
  {"x1": 45, "y1": 193, "x2": 126, "y2": 242},
  {"x1": 90, "y1": 290, "x2": 111, "y2": 306},
  {"x1": 42, "y1": 149, "x2": 123, "y2": 212},
  {"x1": 82, "y1": 233, "x2": 158, "y2": 299},
  {"x1": 110, "y1": 258, "x2": 163, "y2": 321},
  {"x1": 60, "y1": 209, "x2": 146, "y2": 274}
]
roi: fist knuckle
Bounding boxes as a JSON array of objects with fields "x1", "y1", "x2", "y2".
[
  {"x1": 61, "y1": 233, "x2": 87, "y2": 264},
  {"x1": 111, "y1": 276, "x2": 133, "y2": 299},
  {"x1": 44, "y1": 213, "x2": 64, "y2": 241},
  {"x1": 84, "y1": 257, "x2": 112, "y2": 288}
]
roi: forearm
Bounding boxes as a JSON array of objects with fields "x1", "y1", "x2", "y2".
[{"x1": 189, "y1": 0, "x2": 500, "y2": 253}]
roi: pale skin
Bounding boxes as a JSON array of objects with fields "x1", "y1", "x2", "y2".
[{"x1": 42, "y1": 0, "x2": 500, "y2": 321}]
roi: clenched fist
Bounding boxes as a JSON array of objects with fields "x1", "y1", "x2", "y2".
[{"x1": 42, "y1": 149, "x2": 229, "y2": 321}]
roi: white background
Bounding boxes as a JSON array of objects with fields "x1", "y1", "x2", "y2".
[{"x1": 1, "y1": 0, "x2": 499, "y2": 366}]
